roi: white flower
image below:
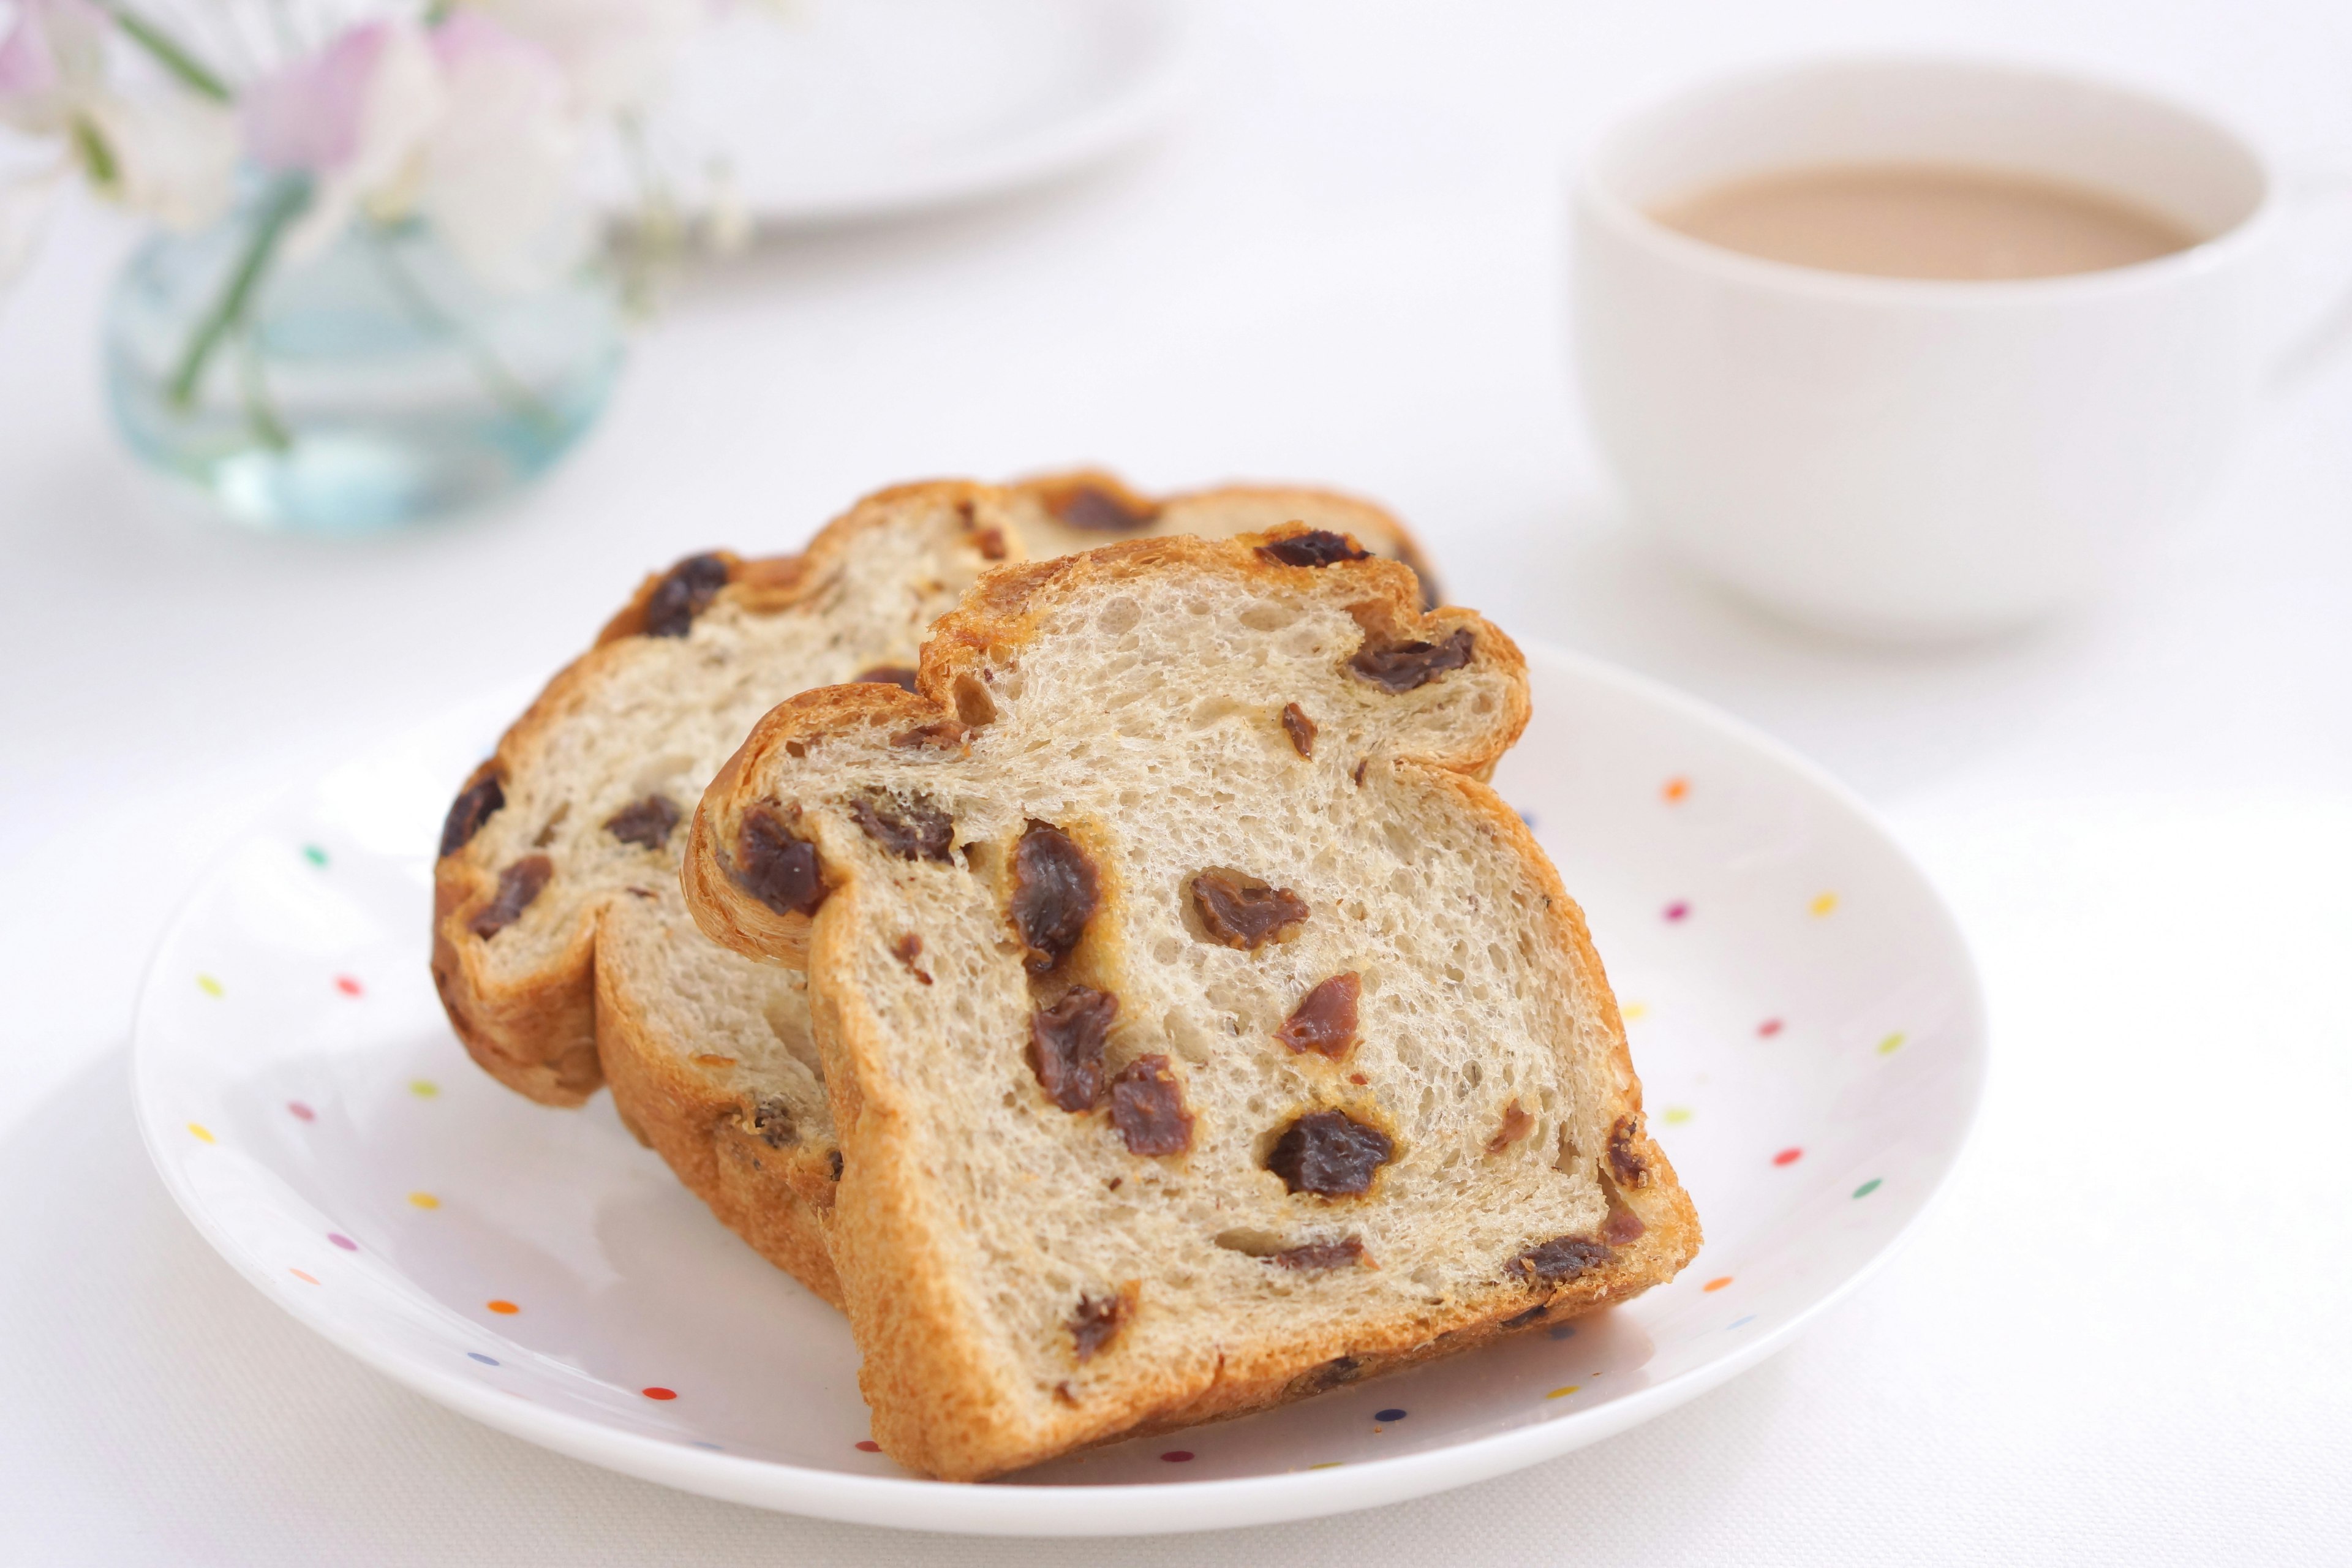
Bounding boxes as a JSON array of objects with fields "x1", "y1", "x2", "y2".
[
  {"x1": 0, "y1": 0, "x2": 108, "y2": 137},
  {"x1": 80, "y1": 88, "x2": 238, "y2": 229},
  {"x1": 460, "y1": 0, "x2": 704, "y2": 116},
  {"x1": 0, "y1": 0, "x2": 231, "y2": 230},
  {"x1": 417, "y1": 13, "x2": 579, "y2": 290},
  {"x1": 244, "y1": 20, "x2": 447, "y2": 261}
]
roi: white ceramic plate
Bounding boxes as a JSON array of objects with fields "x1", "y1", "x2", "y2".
[
  {"x1": 134, "y1": 644, "x2": 1983, "y2": 1536},
  {"x1": 608, "y1": 0, "x2": 1194, "y2": 226}
]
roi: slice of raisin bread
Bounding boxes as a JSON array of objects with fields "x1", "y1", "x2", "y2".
[
  {"x1": 431, "y1": 476, "x2": 1433, "y2": 1305},
  {"x1": 683, "y1": 529, "x2": 1702, "y2": 1480}
]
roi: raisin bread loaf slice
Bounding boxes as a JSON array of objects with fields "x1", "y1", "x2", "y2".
[
  {"x1": 684, "y1": 529, "x2": 1701, "y2": 1480},
  {"x1": 432, "y1": 477, "x2": 1433, "y2": 1304}
]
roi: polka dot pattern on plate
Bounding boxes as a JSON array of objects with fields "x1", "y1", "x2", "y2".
[{"x1": 124, "y1": 644, "x2": 1985, "y2": 1521}]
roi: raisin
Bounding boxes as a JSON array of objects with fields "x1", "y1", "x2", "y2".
[
  {"x1": 1050, "y1": 484, "x2": 1157, "y2": 533},
  {"x1": 1266, "y1": 1110, "x2": 1392, "y2": 1196},
  {"x1": 1298, "y1": 1355, "x2": 1362, "y2": 1392},
  {"x1": 855, "y1": 665, "x2": 919, "y2": 693},
  {"x1": 1602, "y1": 1205, "x2": 1646, "y2": 1245},
  {"x1": 439, "y1": 770, "x2": 504, "y2": 857},
  {"x1": 1607, "y1": 1114, "x2": 1653, "y2": 1188},
  {"x1": 974, "y1": 527, "x2": 1009, "y2": 560},
  {"x1": 603, "y1": 794, "x2": 680, "y2": 850},
  {"x1": 747, "y1": 1095, "x2": 795, "y2": 1148},
  {"x1": 1191, "y1": 869, "x2": 1309, "y2": 950},
  {"x1": 892, "y1": 932, "x2": 933, "y2": 985},
  {"x1": 1351, "y1": 627, "x2": 1474, "y2": 692},
  {"x1": 1485, "y1": 1098, "x2": 1535, "y2": 1154},
  {"x1": 1515, "y1": 1235, "x2": 1611, "y2": 1283},
  {"x1": 734, "y1": 804, "x2": 826, "y2": 916},
  {"x1": 848, "y1": 791, "x2": 954, "y2": 862},
  {"x1": 827, "y1": 1150, "x2": 844, "y2": 1181},
  {"x1": 1010, "y1": 821, "x2": 1099, "y2": 973},
  {"x1": 643, "y1": 552, "x2": 731, "y2": 638},
  {"x1": 469, "y1": 855, "x2": 552, "y2": 939},
  {"x1": 1275, "y1": 973, "x2": 1360, "y2": 1058},
  {"x1": 1502, "y1": 1305, "x2": 1547, "y2": 1329},
  {"x1": 1069, "y1": 1292, "x2": 1125, "y2": 1360},
  {"x1": 1257, "y1": 529, "x2": 1370, "y2": 568},
  {"x1": 1280, "y1": 702, "x2": 1317, "y2": 758},
  {"x1": 1109, "y1": 1054, "x2": 1193, "y2": 1155},
  {"x1": 890, "y1": 720, "x2": 968, "y2": 752},
  {"x1": 1028, "y1": 987, "x2": 1116, "y2": 1112},
  {"x1": 1269, "y1": 1237, "x2": 1366, "y2": 1271}
]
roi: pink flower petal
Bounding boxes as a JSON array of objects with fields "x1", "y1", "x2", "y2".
[{"x1": 243, "y1": 23, "x2": 392, "y2": 174}]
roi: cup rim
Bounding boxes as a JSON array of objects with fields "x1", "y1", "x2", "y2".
[{"x1": 1575, "y1": 53, "x2": 2279, "y2": 306}]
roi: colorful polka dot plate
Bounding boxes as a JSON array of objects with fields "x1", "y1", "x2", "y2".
[{"x1": 132, "y1": 643, "x2": 1984, "y2": 1536}]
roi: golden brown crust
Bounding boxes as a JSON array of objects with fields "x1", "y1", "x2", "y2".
[
  {"x1": 592, "y1": 929, "x2": 844, "y2": 1308},
  {"x1": 434, "y1": 477, "x2": 1432, "y2": 1110},
  {"x1": 433, "y1": 475, "x2": 1444, "y2": 1346},
  {"x1": 686, "y1": 529, "x2": 1697, "y2": 1480}
]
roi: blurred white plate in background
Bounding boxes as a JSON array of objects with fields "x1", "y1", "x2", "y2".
[
  {"x1": 133, "y1": 643, "x2": 1983, "y2": 1535},
  {"x1": 605, "y1": 0, "x2": 1194, "y2": 227}
]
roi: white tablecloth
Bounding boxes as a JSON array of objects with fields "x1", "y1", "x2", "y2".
[{"x1": 4, "y1": 2, "x2": 2348, "y2": 1562}]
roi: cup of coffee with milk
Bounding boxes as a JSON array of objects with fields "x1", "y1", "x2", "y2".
[{"x1": 1573, "y1": 57, "x2": 2349, "y2": 639}]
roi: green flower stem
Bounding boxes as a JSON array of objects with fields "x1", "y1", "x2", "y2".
[
  {"x1": 167, "y1": 175, "x2": 311, "y2": 414},
  {"x1": 98, "y1": 4, "x2": 233, "y2": 103},
  {"x1": 363, "y1": 226, "x2": 560, "y2": 435},
  {"x1": 235, "y1": 318, "x2": 292, "y2": 452}
]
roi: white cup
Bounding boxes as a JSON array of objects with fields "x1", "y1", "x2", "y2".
[{"x1": 1572, "y1": 57, "x2": 2345, "y2": 641}]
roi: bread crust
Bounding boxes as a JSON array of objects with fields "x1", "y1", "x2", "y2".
[
  {"x1": 431, "y1": 477, "x2": 1436, "y2": 1311},
  {"x1": 593, "y1": 916, "x2": 845, "y2": 1308},
  {"x1": 687, "y1": 531, "x2": 1700, "y2": 1480}
]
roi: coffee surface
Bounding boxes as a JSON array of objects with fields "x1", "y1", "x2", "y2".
[{"x1": 1649, "y1": 163, "x2": 2198, "y2": 281}]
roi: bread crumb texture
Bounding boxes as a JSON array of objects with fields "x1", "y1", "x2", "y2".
[
  {"x1": 427, "y1": 477, "x2": 1436, "y2": 1312},
  {"x1": 689, "y1": 530, "x2": 1700, "y2": 1479}
]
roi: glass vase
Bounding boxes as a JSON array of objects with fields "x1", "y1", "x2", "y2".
[{"x1": 104, "y1": 181, "x2": 624, "y2": 532}]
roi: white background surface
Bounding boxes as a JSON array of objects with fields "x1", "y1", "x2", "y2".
[{"x1": 2, "y1": 1, "x2": 2347, "y2": 1562}]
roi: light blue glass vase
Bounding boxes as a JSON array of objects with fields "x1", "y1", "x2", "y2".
[{"x1": 104, "y1": 177, "x2": 624, "y2": 532}]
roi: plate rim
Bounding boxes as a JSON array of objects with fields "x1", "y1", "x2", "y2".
[
  {"x1": 693, "y1": 0, "x2": 1200, "y2": 228},
  {"x1": 132, "y1": 639, "x2": 1987, "y2": 1536}
]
